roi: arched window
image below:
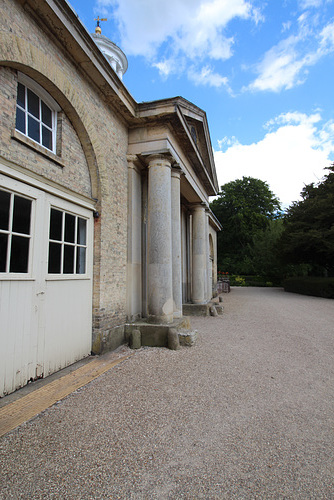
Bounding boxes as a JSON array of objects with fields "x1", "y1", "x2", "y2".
[{"x1": 15, "y1": 73, "x2": 60, "y2": 154}]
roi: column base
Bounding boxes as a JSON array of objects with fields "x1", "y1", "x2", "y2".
[
  {"x1": 146, "y1": 313, "x2": 174, "y2": 324},
  {"x1": 183, "y1": 300, "x2": 224, "y2": 317},
  {"x1": 173, "y1": 310, "x2": 183, "y2": 319},
  {"x1": 125, "y1": 317, "x2": 196, "y2": 349}
]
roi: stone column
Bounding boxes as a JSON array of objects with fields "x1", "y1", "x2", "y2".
[
  {"x1": 126, "y1": 156, "x2": 142, "y2": 321},
  {"x1": 205, "y1": 210, "x2": 211, "y2": 301},
  {"x1": 147, "y1": 154, "x2": 173, "y2": 323},
  {"x1": 191, "y1": 203, "x2": 207, "y2": 304},
  {"x1": 171, "y1": 166, "x2": 183, "y2": 318}
]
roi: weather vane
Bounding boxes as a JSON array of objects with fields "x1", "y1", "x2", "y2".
[{"x1": 94, "y1": 16, "x2": 107, "y2": 34}]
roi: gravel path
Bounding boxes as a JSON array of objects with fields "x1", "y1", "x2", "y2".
[{"x1": 1, "y1": 287, "x2": 333, "y2": 499}]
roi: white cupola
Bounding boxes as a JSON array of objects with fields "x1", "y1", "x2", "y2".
[{"x1": 92, "y1": 18, "x2": 128, "y2": 80}]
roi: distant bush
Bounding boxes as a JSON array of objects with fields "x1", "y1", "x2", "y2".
[
  {"x1": 229, "y1": 275, "x2": 281, "y2": 287},
  {"x1": 283, "y1": 277, "x2": 334, "y2": 299},
  {"x1": 234, "y1": 276, "x2": 246, "y2": 286}
]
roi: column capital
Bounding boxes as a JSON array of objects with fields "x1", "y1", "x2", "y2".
[
  {"x1": 171, "y1": 163, "x2": 184, "y2": 179},
  {"x1": 142, "y1": 151, "x2": 174, "y2": 168},
  {"x1": 191, "y1": 202, "x2": 207, "y2": 212},
  {"x1": 126, "y1": 154, "x2": 138, "y2": 164},
  {"x1": 127, "y1": 154, "x2": 144, "y2": 172}
]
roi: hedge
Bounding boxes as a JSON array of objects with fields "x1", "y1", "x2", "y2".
[
  {"x1": 229, "y1": 275, "x2": 282, "y2": 287},
  {"x1": 282, "y1": 277, "x2": 334, "y2": 299}
]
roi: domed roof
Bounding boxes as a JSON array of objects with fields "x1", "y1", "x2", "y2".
[{"x1": 92, "y1": 28, "x2": 128, "y2": 80}]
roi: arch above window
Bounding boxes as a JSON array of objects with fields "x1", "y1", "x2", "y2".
[{"x1": 15, "y1": 72, "x2": 61, "y2": 154}]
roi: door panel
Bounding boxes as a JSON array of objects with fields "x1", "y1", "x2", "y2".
[{"x1": 0, "y1": 175, "x2": 93, "y2": 396}]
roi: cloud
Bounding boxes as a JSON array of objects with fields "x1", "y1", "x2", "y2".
[
  {"x1": 188, "y1": 65, "x2": 231, "y2": 89},
  {"x1": 97, "y1": 0, "x2": 261, "y2": 59},
  {"x1": 214, "y1": 112, "x2": 334, "y2": 207},
  {"x1": 246, "y1": 17, "x2": 334, "y2": 92},
  {"x1": 95, "y1": 0, "x2": 263, "y2": 89},
  {"x1": 153, "y1": 59, "x2": 179, "y2": 79},
  {"x1": 298, "y1": 0, "x2": 323, "y2": 7}
]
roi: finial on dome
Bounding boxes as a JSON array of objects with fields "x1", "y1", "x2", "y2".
[
  {"x1": 94, "y1": 16, "x2": 107, "y2": 34},
  {"x1": 92, "y1": 16, "x2": 128, "y2": 80}
]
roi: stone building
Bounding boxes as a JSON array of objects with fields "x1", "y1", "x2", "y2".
[{"x1": 0, "y1": 0, "x2": 221, "y2": 396}]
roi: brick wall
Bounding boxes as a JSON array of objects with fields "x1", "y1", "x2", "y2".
[{"x1": 0, "y1": 0, "x2": 129, "y2": 349}]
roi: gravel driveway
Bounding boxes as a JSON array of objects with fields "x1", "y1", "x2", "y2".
[{"x1": 0, "y1": 287, "x2": 333, "y2": 499}]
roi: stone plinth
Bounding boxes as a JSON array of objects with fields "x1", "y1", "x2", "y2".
[{"x1": 125, "y1": 317, "x2": 196, "y2": 349}]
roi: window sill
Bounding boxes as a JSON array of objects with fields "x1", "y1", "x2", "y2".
[
  {"x1": 46, "y1": 275, "x2": 91, "y2": 281},
  {"x1": 12, "y1": 129, "x2": 65, "y2": 168}
]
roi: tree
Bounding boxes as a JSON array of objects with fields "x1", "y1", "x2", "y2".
[
  {"x1": 249, "y1": 219, "x2": 285, "y2": 277},
  {"x1": 279, "y1": 164, "x2": 334, "y2": 276},
  {"x1": 210, "y1": 177, "x2": 281, "y2": 273}
]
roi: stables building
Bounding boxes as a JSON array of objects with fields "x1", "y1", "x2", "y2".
[{"x1": 0, "y1": 0, "x2": 221, "y2": 396}]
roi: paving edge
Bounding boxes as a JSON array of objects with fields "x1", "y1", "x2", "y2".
[{"x1": 0, "y1": 353, "x2": 133, "y2": 438}]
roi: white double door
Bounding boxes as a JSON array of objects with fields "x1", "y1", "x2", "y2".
[{"x1": 0, "y1": 174, "x2": 93, "y2": 396}]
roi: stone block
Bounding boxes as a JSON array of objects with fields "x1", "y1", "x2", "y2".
[
  {"x1": 210, "y1": 305, "x2": 218, "y2": 316},
  {"x1": 183, "y1": 303, "x2": 210, "y2": 316},
  {"x1": 130, "y1": 329, "x2": 141, "y2": 349},
  {"x1": 179, "y1": 330, "x2": 198, "y2": 347},
  {"x1": 215, "y1": 305, "x2": 224, "y2": 315},
  {"x1": 168, "y1": 328, "x2": 180, "y2": 350}
]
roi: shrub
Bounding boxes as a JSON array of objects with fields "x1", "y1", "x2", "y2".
[
  {"x1": 229, "y1": 275, "x2": 281, "y2": 287},
  {"x1": 234, "y1": 276, "x2": 246, "y2": 286},
  {"x1": 282, "y1": 277, "x2": 334, "y2": 299}
]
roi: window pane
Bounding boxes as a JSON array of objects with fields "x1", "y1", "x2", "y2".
[
  {"x1": 65, "y1": 213, "x2": 75, "y2": 243},
  {"x1": 48, "y1": 242, "x2": 61, "y2": 273},
  {"x1": 28, "y1": 115, "x2": 40, "y2": 142},
  {"x1": 76, "y1": 247, "x2": 86, "y2": 274},
  {"x1": 42, "y1": 126, "x2": 52, "y2": 150},
  {"x1": 12, "y1": 196, "x2": 31, "y2": 235},
  {"x1": 0, "y1": 233, "x2": 8, "y2": 272},
  {"x1": 17, "y1": 83, "x2": 25, "y2": 109},
  {"x1": 50, "y1": 209, "x2": 62, "y2": 240},
  {"x1": 64, "y1": 244, "x2": 74, "y2": 273},
  {"x1": 0, "y1": 190, "x2": 11, "y2": 230},
  {"x1": 41, "y1": 101, "x2": 52, "y2": 127},
  {"x1": 27, "y1": 88, "x2": 39, "y2": 118},
  {"x1": 77, "y1": 218, "x2": 86, "y2": 245},
  {"x1": 9, "y1": 235, "x2": 29, "y2": 273},
  {"x1": 15, "y1": 108, "x2": 26, "y2": 134}
]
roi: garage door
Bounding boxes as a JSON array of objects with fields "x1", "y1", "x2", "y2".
[{"x1": 0, "y1": 174, "x2": 93, "y2": 396}]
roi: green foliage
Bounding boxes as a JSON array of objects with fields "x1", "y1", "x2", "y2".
[
  {"x1": 210, "y1": 177, "x2": 281, "y2": 274},
  {"x1": 229, "y1": 274, "x2": 281, "y2": 287},
  {"x1": 279, "y1": 165, "x2": 334, "y2": 276},
  {"x1": 249, "y1": 219, "x2": 285, "y2": 277},
  {"x1": 283, "y1": 277, "x2": 334, "y2": 298},
  {"x1": 233, "y1": 276, "x2": 246, "y2": 286}
]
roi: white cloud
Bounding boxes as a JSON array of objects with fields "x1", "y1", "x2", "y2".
[
  {"x1": 282, "y1": 20, "x2": 292, "y2": 32},
  {"x1": 214, "y1": 112, "x2": 334, "y2": 207},
  {"x1": 246, "y1": 17, "x2": 334, "y2": 92},
  {"x1": 298, "y1": 0, "x2": 323, "y2": 8},
  {"x1": 153, "y1": 59, "x2": 177, "y2": 79},
  {"x1": 264, "y1": 111, "x2": 321, "y2": 129},
  {"x1": 217, "y1": 136, "x2": 240, "y2": 149},
  {"x1": 188, "y1": 65, "x2": 230, "y2": 89},
  {"x1": 113, "y1": 0, "x2": 260, "y2": 58},
  {"x1": 319, "y1": 21, "x2": 334, "y2": 51},
  {"x1": 95, "y1": 0, "x2": 262, "y2": 63}
]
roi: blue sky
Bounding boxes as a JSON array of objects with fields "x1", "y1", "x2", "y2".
[{"x1": 68, "y1": 0, "x2": 334, "y2": 207}]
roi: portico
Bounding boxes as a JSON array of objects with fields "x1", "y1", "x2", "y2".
[{"x1": 126, "y1": 98, "x2": 221, "y2": 327}]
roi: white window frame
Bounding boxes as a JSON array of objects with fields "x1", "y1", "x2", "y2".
[
  {"x1": 16, "y1": 72, "x2": 61, "y2": 154},
  {"x1": 47, "y1": 206, "x2": 89, "y2": 277},
  {"x1": 0, "y1": 188, "x2": 35, "y2": 277}
]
